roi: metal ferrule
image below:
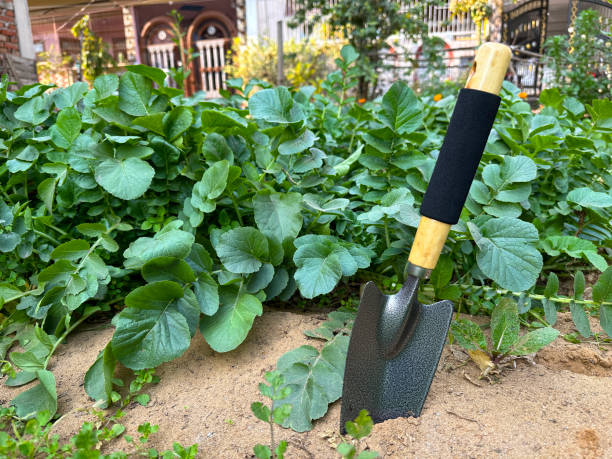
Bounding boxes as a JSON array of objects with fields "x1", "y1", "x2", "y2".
[{"x1": 404, "y1": 262, "x2": 430, "y2": 279}]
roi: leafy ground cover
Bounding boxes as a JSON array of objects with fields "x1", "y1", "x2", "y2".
[{"x1": 0, "y1": 44, "x2": 611, "y2": 449}]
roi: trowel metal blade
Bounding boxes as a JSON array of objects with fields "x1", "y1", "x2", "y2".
[{"x1": 340, "y1": 278, "x2": 453, "y2": 431}]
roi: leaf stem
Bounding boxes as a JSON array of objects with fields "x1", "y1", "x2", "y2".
[
  {"x1": 230, "y1": 195, "x2": 244, "y2": 226},
  {"x1": 33, "y1": 229, "x2": 61, "y2": 246},
  {"x1": 43, "y1": 307, "x2": 100, "y2": 369}
]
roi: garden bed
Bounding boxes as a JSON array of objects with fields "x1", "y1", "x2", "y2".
[{"x1": 1, "y1": 310, "x2": 609, "y2": 458}]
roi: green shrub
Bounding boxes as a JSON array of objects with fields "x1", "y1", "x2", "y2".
[
  {"x1": 0, "y1": 45, "x2": 610, "y2": 428},
  {"x1": 543, "y1": 9, "x2": 612, "y2": 103},
  {"x1": 226, "y1": 29, "x2": 345, "y2": 90}
]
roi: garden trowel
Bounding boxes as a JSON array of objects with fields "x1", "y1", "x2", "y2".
[{"x1": 341, "y1": 43, "x2": 511, "y2": 430}]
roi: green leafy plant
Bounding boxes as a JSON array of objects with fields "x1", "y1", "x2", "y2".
[
  {"x1": 289, "y1": 0, "x2": 440, "y2": 97},
  {"x1": 0, "y1": 405, "x2": 197, "y2": 458},
  {"x1": 337, "y1": 409, "x2": 379, "y2": 459},
  {"x1": 251, "y1": 371, "x2": 292, "y2": 459},
  {"x1": 226, "y1": 32, "x2": 345, "y2": 90},
  {"x1": 1, "y1": 44, "x2": 610, "y2": 433},
  {"x1": 71, "y1": 15, "x2": 115, "y2": 83},
  {"x1": 544, "y1": 9, "x2": 612, "y2": 103},
  {"x1": 451, "y1": 298, "x2": 560, "y2": 378}
]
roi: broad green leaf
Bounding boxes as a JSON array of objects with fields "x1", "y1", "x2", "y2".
[
  {"x1": 430, "y1": 255, "x2": 453, "y2": 291},
  {"x1": 9, "y1": 350, "x2": 45, "y2": 372},
  {"x1": 379, "y1": 82, "x2": 423, "y2": 134},
  {"x1": 199, "y1": 286, "x2": 263, "y2": 352},
  {"x1": 185, "y1": 243, "x2": 213, "y2": 274},
  {"x1": 11, "y1": 370, "x2": 57, "y2": 419},
  {"x1": 247, "y1": 263, "x2": 275, "y2": 293},
  {"x1": 14, "y1": 96, "x2": 51, "y2": 124},
  {"x1": 201, "y1": 108, "x2": 248, "y2": 129},
  {"x1": 202, "y1": 133, "x2": 234, "y2": 163},
  {"x1": 194, "y1": 272, "x2": 219, "y2": 315},
  {"x1": 592, "y1": 266, "x2": 612, "y2": 304},
  {"x1": 469, "y1": 180, "x2": 490, "y2": 205},
  {"x1": 53, "y1": 82, "x2": 88, "y2": 109},
  {"x1": 191, "y1": 160, "x2": 230, "y2": 213},
  {"x1": 95, "y1": 157, "x2": 155, "y2": 200},
  {"x1": 574, "y1": 271, "x2": 585, "y2": 300},
  {"x1": 293, "y1": 242, "x2": 343, "y2": 299},
  {"x1": 601, "y1": 305, "x2": 612, "y2": 338},
  {"x1": 125, "y1": 64, "x2": 167, "y2": 87},
  {"x1": 0, "y1": 233, "x2": 20, "y2": 253},
  {"x1": 265, "y1": 268, "x2": 289, "y2": 300},
  {"x1": 340, "y1": 44, "x2": 359, "y2": 64},
  {"x1": 133, "y1": 113, "x2": 165, "y2": 135},
  {"x1": 510, "y1": 328, "x2": 559, "y2": 355},
  {"x1": 93, "y1": 74, "x2": 119, "y2": 100},
  {"x1": 278, "y1": 129, "x2": 316, "y2": 155},
  {"x1": 5, "y1": 371, "x2": 36, "y2": 387},
  {"x1": 124, "y1": 228, "x2": 195, "y2": 270},
  {"x1": 334, "y1": 143, "x2": 363, "y2": 176},
  {"x1": 567, "y1": 187, "x2": 612, "y2": 209},
  {"x1": 50, "y1": 108, "x2": 81, "y2": 149},
  {"x1": 275, "y1": 335, "x2": 348, "y2": 432},
  {"x1": 540, "y1": 235, "x2": 607, "y2": 272},
  {"x1": 38, "y1": 260, "x2": 75, "y2": 284},
  {"x1": 543, "y1": 272, "x2": 559, "y2": 298},
  {"x1": 450, "y1": 319, "x2": 487, "y2": 351},
  {"x1": 111, "y1": 281, "x2": 191, "y2": 369},
  {"x1": 0, "y1": 283, "x2": 21, "y2": 303},
  {"x1": 570, "y1": 301, "x2": 591, "y2": 338},
  {"x1": 84, "y1": 342, "x2": 116, "y2": 408},
  {"x1": 214, "y1": 227, "x2": 269, "y2": 274},
  {"x1": 142, "y1": 257, "x2": 196, "y2": 284},
  {"x1": 251, "y1": 402, "x2": 271, "y2": 422},
  {"x1": 249, "y1": 87, "x2": 305, "y2": 124},
  {"x1": 490, "y1": 299, "x2": 519, "y2": 353},
  {"x1": 468, "y1": 218, "x2": 542, "y2": 291},
  {"x1": 164, "y1": 106, "x2": 193, "y2": 141},
  {"x1": 0, "y1": 200, "x2": 13, "y2": 226},
  {"x1": 51, "y1": 239, "x2": 90, "y2": 261},
  {"x1": 483, "y1": 156, "x2": 536, "y2": 187},
  {"x1": 77, "y1": 223, "x2": 108, "y2": 247},
  {"x1": 118, "y1": 71, "x2": 152, "y2": 116},
  {"x1": 542, "y1": 299, "x2": 557, "y2": 326},
  {"x1": 38, "y1": 178, "x2": 56, "y2": 214},
  {"x1": 253, "y1": 190, "x2": 303, "y2": 244}
]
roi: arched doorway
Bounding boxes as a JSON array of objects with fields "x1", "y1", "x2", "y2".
[
  {"x1": 141, "y1": 17, "x2": 177, "y2": 86},
  {"x1": 186, "y1": 12, "x2": 236, "y2": 97}
]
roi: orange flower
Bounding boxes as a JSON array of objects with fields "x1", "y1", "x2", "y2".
[
  {"x1": 433, "y1": 93, "x2": 442, "y2": 102},
  {"x1": 358, "y1": 98, "x2": 366, "y2": 104},
  {"x1": 518, "y1": 91, "x2": 528, "y2": 99}
]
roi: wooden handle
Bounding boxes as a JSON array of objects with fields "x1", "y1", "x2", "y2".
[{"x1": 408, "y1": 43, "x2": 510, "y2": 271}]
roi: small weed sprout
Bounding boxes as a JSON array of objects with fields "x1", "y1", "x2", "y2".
[
  {"x1": 251, "y1": 371, "x2": 293, "y2": 459},
  {"x1": 338, "y1": 409, "x2": 379, "y2": 459},
  {"x1": 451, "y1": 298, "x2": 559, "y2": 379}
]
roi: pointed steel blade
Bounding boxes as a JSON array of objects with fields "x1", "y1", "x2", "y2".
[{"x1": 340, "y1": 277, "x2": 453, "y2": 431}]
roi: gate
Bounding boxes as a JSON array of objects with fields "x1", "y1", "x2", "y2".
[
  {"x1": 195, "y1": 38, "x2": 229, "y2": 98},
  {"x1": 146, "y1": 43, "x2": 177, "y2": 86},
  {"x1": 502, "y1": 0, "x2": 548, "y2": 52},
  {"x1": 502, "y1": 0, "x2": 549, "y2": 96}
]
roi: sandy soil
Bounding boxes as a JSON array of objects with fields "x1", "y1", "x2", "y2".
[{"x1": 0, "y1": 310, "x2": 610, "y2": 459}]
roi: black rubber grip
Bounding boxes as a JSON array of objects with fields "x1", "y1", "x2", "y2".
[{"x1": 420, "y1": 88, "x2": 501, "y2": 224}]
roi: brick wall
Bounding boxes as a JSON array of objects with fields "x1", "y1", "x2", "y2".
[{"x1": 0, "y1": 0, "x2": 19, "y2": 55}]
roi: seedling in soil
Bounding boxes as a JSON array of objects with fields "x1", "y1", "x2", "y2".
[
  {"x1": 337, "y1": 410, "x2": 379, "y2": 459},
  {"x1": 450, "y1": 298, "x2": 560, "y2": 380},
  {"x1": 251, "y1": 371, "x2": 292, "y2": 459}
]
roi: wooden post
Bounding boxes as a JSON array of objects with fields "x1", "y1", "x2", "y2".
[{"x1": 277, "y1": 20, "x2": 283, "y2": 85}]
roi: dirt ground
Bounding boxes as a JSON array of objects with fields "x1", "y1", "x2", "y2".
[{"x1": 1, "y1": 310, "x2": 611, "y2": 459}]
